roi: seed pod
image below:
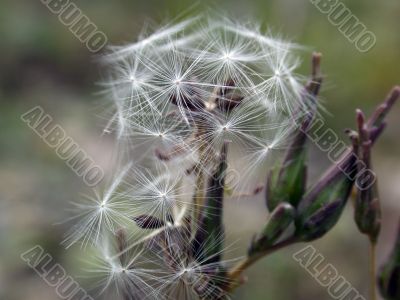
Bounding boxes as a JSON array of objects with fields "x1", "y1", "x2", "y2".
[
  {"x1": 266, "y1": 137, "x2": 308, "y2": 211},
  {"x1": 297, "y1": 201, "x2": 343, "y2": 241},
  {"x1": 265, "y1": 53, "x2": 322, "y2": 212},
  {"x1": 265, "y1": 89, "x2": 316, "y2": 211},
  {"x1": 193, "y1": 142, "x2": 228, "y2": 265},
  {"x1": 249, "y1": 202, "x2": 295, "y2": 256},
  {"x1": 354, "y1": 110, "x2": 381, "y2": 243},
  {"x1": 295, "y1": 134, "x2": 359, "y2": 241},
  {"x1": 379, "y1": 220, "x2": 400, "y2": 300}
]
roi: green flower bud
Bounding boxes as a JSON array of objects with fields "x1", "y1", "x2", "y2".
[
  {"x1": 249, "y1": 202, "x2": 295, "y2": 256},
  {"x1": 266, "y1": 141, "x2": 308, "y2": 211},
  {"x1": 265, "y1": 53, "x2": 322, "y2": 212},
  {"x1": 295, "y1": 136, "x2": 358, "y2": 241},
  {"x1": 354, "y1": 113, "x2": 381, "y2": 243}
]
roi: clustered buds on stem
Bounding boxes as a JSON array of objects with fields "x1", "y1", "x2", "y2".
[{"x1": 233, "y1": 56, "x2": 399, "y2": 294}]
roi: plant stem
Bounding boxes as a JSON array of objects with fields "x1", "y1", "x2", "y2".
[
  {"x1": 193, "y1": 129, "x2": 206, "y2": 225},
  {"x1": 193, "y1": 88, "x2": 219, "y2": 225},
  {"x1": 369, "y1": 240, "x2": 377, "y2": 300},
  {"x1": 226, "y1": 237, "x2": 297, "y2": 292},
  {"x1": 193, "y1": 167, "x2": 205, "y2": 220}
]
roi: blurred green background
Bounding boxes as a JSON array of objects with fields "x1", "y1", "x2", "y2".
[{"x1": 1, "y1": 0, "x2": 399, "y2": 299}]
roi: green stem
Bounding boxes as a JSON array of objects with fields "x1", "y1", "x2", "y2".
[{"x1": 226, "y1": 237, "x2": 297, "y2": 292}]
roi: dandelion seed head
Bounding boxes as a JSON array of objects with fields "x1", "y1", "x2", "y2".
[
  {"x1": 73, "y1": 15, "x2": 316, "y2": 299},
  {"x1": 101, "y1": 15, "x2": 310, "y2": 180}
]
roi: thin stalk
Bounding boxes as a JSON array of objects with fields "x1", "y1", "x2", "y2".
[
  {"x1": 369, "y1": 240, "x2": 377, "y2": 300},
  {"x1": 193, "y1": 167, "x2": 205, "y2": 221},
  {"x1": 193, "y1": 86, "x2": 220, "y2": 225},
  {"x1": 193, "y1": 127, "x2": 207, "y2": 225},
  {"x1": 226, "y1": 237, "x2": 297, "y2": 292}
]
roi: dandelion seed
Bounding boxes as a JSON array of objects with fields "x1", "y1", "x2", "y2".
[
  {"x1": 63, "y1": 163, "x2": 133, "y2": 248},
  {"x1": 153, "y1": 231, "x2": 240, "y2": 300},
  {"x1": 84, "y1": 236, "x2": 161, "y2": 300},
  {"x1": 129, "y1": 167, "x2": 195, "y2": 229}
]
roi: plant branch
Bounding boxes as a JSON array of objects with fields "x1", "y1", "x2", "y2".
[
  {"x1": 226, "y1": 237, "x2": 298, "y2": 292},
  {"x1": 193, "y1": 128, "x2": 207, "y2": 225}
]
